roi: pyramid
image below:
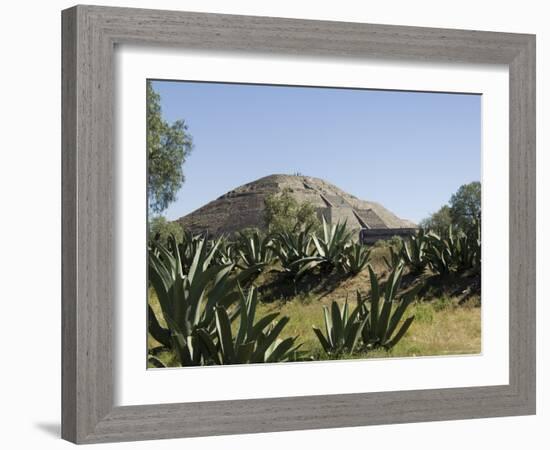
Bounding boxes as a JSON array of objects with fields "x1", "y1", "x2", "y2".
[{"x1": 176, "y1": 174, "x2": 416, "y2": 240}]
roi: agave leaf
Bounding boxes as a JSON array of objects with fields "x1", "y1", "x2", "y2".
[
  {"x1": 236, "y1": 341, "x2": 255, "y2": 363},
  {"x1": 265, "y1": 337, "x2": 298, "y2": 363},
  {"x1": 171, "y1": 274, "x2": 187, "y2": 329},
  {"x1": 148, "y1": 249, "x2": 173, "y2": 294},
  {"x1": 251, "y1": 317, "x2": 290, "y2": 363},
  {"x1": 384, "y1": 290, "x2": 420, "y2": 342},
  {"x1": 249, "y1": 313, "x2": 280, "y2": 340},
  {"x1": 322, "y1": 216, "x2": 329, "y2": 241},
  {"x1": 167, "y1": 235, "x2": 184, "y2": 278},
  {"x1": 235, "y1": 289, "x2": 249, "y2": 346},
  {"x1": 148, "y1": 355, "x2": 166, "y2": 369},
  {"x1": 147, "y1": 304, "x2": 171, "y2": 348},
  {"x1": 148, "y1": 253, "x2": 174, "y2": 319},
  {"x1": 331, "y1": 302, "x2": 344, "y2": 346},
  {"x1": 289, "y1": 256, "x2": 323, "y2": 267},
  {"x1": 296, "y1": 260, "x2": 322, "y2": 279},
  {"x1": 188, "y1": 263, "x2": 232, "y2": 304},
  {"x1": 344, "y1": 304, "x2": 362, "y2": 336},
  {"x1": 343, "y1": 320, "x2": 365, "y2": 352},
  {"x1": 385, "y1": 263, "x2": 404, "y2": 303},
  {"x1": 187, "y1": 238, "x2": 206, "y2": 284},
  {"x1": 342, "y1": 300, "x2": 349, "y2": 325},
  {"x1": 246, "y1": 287, "x2": 258, "y2": 335},
  {"x1": 312, "y1": 327, "x2": 331, "y2": 353},
  {"x1": 385, "y1": 316, "x2": 415, "y2": 349},
  {"x1": 163, "y1": 315, "x2": 197, "y2": 365},
  {"x1": 171, "y1": 333, "x2": 191, "y2": 366},
  {"x1": 215, "y1": 307, "x2": 236, "y2": 364},
  {"x1": 195, "y1": 328, "x2": 220, "y2": 364},
  {"x1": 376, "y1": 296, "x2": 393, "y2": 338},
  {"x1": 367, "y1": 265, "x2": 379, "y2": 336},
  {"x1": 322, "y1": 306, "x2": 333, "y2": 347},
  {"x1": 311, "y1": 235, "x2": 324, "y2": 257},
  {"x1": 202, "y1": 265, "x2": 239, "y2": 317}
]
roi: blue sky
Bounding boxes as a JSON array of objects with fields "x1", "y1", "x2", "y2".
[{"x1": 152, "y1": 80, "x2": 480, "y2": 223}]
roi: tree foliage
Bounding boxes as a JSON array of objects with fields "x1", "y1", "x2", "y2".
[
  {"x1": 149, "y1": 216, "x2": 184, "y2": 243},
  {"x1": 263, "y1": 188, "x2": 320, "y2": 234},
  {"x1": 421, "y1": 182, "x2": 480, "y2": 233},
  {"x1": 420, "y1": 205, "x2": 452, "y2": 235},
  {"x1": 147, "y1": 81, "x2": 194, "y2": 214},
  {"x1": 449, "y1": 182, "x2": 481, "y2": 231}
]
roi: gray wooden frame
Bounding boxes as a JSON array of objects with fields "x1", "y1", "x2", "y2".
[{"x1": 61, "y1": 5, "x2": 536, "y2": 444}]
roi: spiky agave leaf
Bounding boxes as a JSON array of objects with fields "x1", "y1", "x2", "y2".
[
  {"x1": 312, "y1": 299, "x2": 366, "y2": 355},
  {"x1": 341, "y1": 242, "x2": 371, "y2": 276},
  {"x1": 383, "y1": 246, "x2": 403, "y2": 271},
  {"x1": 196, "y1": 286, "x2": 300, "y2": 364},
  {"x1": 147, "y1": 236, "x2": 260, "y2": 367},
  {"x1": 358, "y1": 263, "x2": 418, "y2": 350},
  {"x1": 400, "y1": 229, "x2": 429, "y2": 274}
]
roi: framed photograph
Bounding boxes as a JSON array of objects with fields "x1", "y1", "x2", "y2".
[{"x1": 61, "y1": 5, "x2": 536, "y2": 444}]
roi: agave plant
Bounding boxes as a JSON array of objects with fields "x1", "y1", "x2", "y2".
[
  {"x1": 294, "y1": 217, "x2": 353, "y2": 275},
  {"x1": 148, "y1": 355, "x2": 167, "y2": 369},
  {"x1": 449, "y1": 230, "x2": 475, "y2": 272},
  {"x1": 341, "y1": 242, "x2": 371, "y2": 276},
  {"x1": 148, "y1": 236, "x2": 256, "y2": 366},
  {"x1": 212, "y1": 235, "x2": 239, "y2": 266},
  {"x1": 270, "y1": 224, "x2": 316, "y2": 278},
  {"x1": 424, "y1": 231, "x2": 450, "y2": 275},
  {"x1": 400, "y1": 229, "x2": 430, "y2": 274},
  {"x1": 468, "y1": 221, "x2": 482, "y2": 272},
  {"x1": 453, "y1": 223, "x2": 481, "y2": 273},
  {"x1": 197, "y1": 287, "x2": 301, "y2": 364},
  {"x1": 425, "y1": 225, "x2": 481, "y2": 275},
  {"x1": 161, "y1": 230, "x2": 210, "y2": 274},
  {"x1": 358, "y1": 264, "x2": 420, "y2": 350},
  {"x1": 312, "y1": 299, "x2": 367, "y2": 355},
  {"x1": 383, "y1": 246, "x2": 403, "y2": 271},
  {"x1": 236, "y1": 230, "x2": 275, "y2": 271}
]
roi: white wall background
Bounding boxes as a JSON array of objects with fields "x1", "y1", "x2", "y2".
[{"x1": 0, "y1": 1, "x2": 546, "y2": 448}]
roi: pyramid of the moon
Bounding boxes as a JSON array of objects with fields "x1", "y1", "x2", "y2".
[{"x1": 176, "y1": 174, "x2": 416, "y2": 240}]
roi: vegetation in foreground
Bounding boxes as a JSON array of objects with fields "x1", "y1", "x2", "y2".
[
  {"x1": 149, "y1": 287, "x2": 481, "y2": 366},
  {"x1": 147, "y1": 216, "x2": 481, "y2": 368}
]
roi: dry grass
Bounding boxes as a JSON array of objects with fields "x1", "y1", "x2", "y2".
[
  {"x1": 252, "y1": 294, "x2": 480, "y2": 359},
  {"x1": 149, "y1": 295, "x2": 481, "y2": 364}
]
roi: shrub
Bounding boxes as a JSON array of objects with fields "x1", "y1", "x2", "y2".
[
  {"x1": 263, "y1": 188, "x2": 320, "y2": 234},
  {"x1": 148, "y1": 216, "x2": 183, "y2": 243}
]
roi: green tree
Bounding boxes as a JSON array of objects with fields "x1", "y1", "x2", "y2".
[
  {"x1": 420, "y1": 205, "x2": 452, "y2": 235},
  {"x1": 147, "y1": 81, "x2": 193, "y2": 215},
  {"x1": 420, "y1": 182, "x2": 481, "y2": 234},
  {"x1": 263, "y1": 188, "x2": 320, "y2": 234},
  {"x1": 148, "y1": 216, "x2": 184, "y2": 243},
  {"x1": 449, "y1": 181, "x2": 481, "y2": 231}
]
